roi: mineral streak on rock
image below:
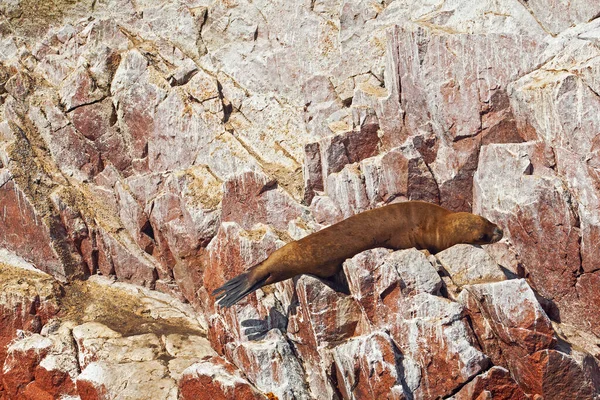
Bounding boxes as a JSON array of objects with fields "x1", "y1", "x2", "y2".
[{"x1": 1, "y1": 0, "x2": 600, "y2": 398}]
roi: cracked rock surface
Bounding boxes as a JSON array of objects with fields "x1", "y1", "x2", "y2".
[{"x1": 1, "y1": 0, "x2": 600, "y2": 399}]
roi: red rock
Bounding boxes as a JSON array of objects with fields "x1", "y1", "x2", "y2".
[
  {"x1": 33, "y1": 365, "x2": 77, "y2": 398},
  {"x1": 22, "y1": 381, "x2": 54, "y2": 400},
  {"x1": 0, "y1": 263, "x2": 61, "y2": 391},
  {"x1": 451, "y1": 366, "x2": 526, "y2": 400},
  {"x1": 518, "y1": 349, "x2": 596, "y2": 398},
  {"x1": 574, "y1": 271, "x2": 600, "y2": 340},
  {"x1": 76, "y1": 377, "x2": 108, "y2": 400},
  {"x1": 179, "y1": 356, "x2": 267, "y2": 400},
  {"x1": 2, "y1": 336, "x2": 53, "y2": 398}
]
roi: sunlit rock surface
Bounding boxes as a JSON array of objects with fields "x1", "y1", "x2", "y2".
[{"x1": 1, "y1": 0, "x2": 600, "y2": 398}]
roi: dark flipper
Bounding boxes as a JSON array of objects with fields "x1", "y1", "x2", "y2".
[
  {"x1": 213, "y1": 272, "x2": 270, "y2": 308},
  {"x1": 309, "y1": 268, "x2": 351, "y2": 295}
]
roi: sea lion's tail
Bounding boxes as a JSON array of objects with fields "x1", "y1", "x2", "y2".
[{"x1": 212, "y1": 268, "x2": 270, "y2": 308}]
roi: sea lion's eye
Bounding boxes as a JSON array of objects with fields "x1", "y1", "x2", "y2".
[{"x1": 479, "y1": 234, "x2": 488, "y2": 241}]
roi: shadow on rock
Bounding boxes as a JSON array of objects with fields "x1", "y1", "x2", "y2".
[{"x1": 241, "y1": 307, "x2": 288, "y2": 341}]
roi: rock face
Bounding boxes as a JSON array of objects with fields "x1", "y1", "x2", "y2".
[{"x1": 1, "y1": 0, "x2": 600, "y2": 399}]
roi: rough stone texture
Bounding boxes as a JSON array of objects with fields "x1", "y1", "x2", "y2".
[
  {"x1": 436, "y1": 244, "x2": 507, "y2": 287},
  {"x1": 332, "y1": 331, "x2": 406, "y2": 400},
  {"x1": 449, "y1": 366, "x2": 526, "y2": 400},
  {"x1": 1, "y1": 0, "x2": 600, "y2": 398},
  {"x1": 0, "y1": 253, "x2": 62, "y2": 399},
  {"x1": 179, "y1": 356, "x2": 268, "y2": 400}
]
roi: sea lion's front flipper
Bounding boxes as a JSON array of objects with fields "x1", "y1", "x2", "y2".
[{"x1": 309, "y1": 269, "x2": 351, "y2": 295}]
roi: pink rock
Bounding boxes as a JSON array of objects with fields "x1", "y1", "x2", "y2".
[
  {"x1": 309, "y1": 195, "x2": 343, "y2": 226},
  {"x1": 289, "y1": 275, "x2": 360, "y2": 345},
  {"x1": 0, "y1": 176, "x2": 66, "y2": 279},
  {"x1": 302, "y1": 142, "x2": 324, "y2": 204},
  {"x1": 319, "y1": 125, "x2": 380, "y2": 179},
  {"x1": 459, "y1": 279, "x2": 555, "y2": 355},
  {"x1": 71, "y1": 98, "x2": 115, "y2": 141},
  {"x1": 458, "y1": 279, "x2": 557, "y2": 394},
  {"x1": 150, "y1": 166, "x2": 222, "y2": 260},
  {"x1": 149, "y1": 89, "x2": 212, "y2": 172},
  {"x1": 523, "y1": 0, "x2": 600, "y2": 35},
  {"x1": 302, "y1": 75, "x2": 344, "y2": 139},
  {"x1": 361, "y1": 144, "x2": 439, "y2": 206},
  {"x1": 389, "y1": 293, "x2": 489, "y2": 399},
  {"x1": 114, "y1": 181, "x2": 157, "y2": 261},
  {"x1": 112, "y1": 49, "x2": 166, "y2": 160},
  {"x1": 325, "y1": 164, "x2": 370, "y2": 219},
  {"x1": 97, "y1": 229, "x2": 158, "y2": 288},
  {"x1": 221, "y1": 170, "x2": 304, "y2": 231},
  {"x1": 394, "y1": 28, "x2": 546, "y2": 211},
  {"x1": 202, "y1": 222, "x2": 281, "y2": 316},
  {"x1": 28, "y1": 106, "x2": 102, "y2": 180},
  {"x1": 342, "y1": 248, "x2": 395, "y2": 332},
  {"x1": 0, "y1": 164, "x2": 87, "y2": 280},
  {"x1": 5, "y1": 71, "x2": 32, "y2": 100},
  {"x1": 474, "y1": 143, "x2": 586, "y2": 331},
  {"x1": 227, "y1": 330, "x2": 310, "y2": 400},
  {"x1": 332, "y1": 331, "x2": 406, "y2": 400},
  {"x1": 375, "y1": 27, "x2": 406, "y2": 150},
  {"x1": 59, "y1": 67, "x2": 106, "y2": 111}
]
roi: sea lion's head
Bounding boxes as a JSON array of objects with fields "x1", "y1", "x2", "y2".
[{"x1": 445, "y1": 212, "x2": 503, "y2": 247}]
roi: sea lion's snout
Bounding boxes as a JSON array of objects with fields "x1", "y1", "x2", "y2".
[{"x1": 491, "y1": 226, "x2": 503, "y2": 243}]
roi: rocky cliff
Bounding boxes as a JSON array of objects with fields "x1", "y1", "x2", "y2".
[{"x1": 1, "y1": 0, "x2": 600, "y2": 399}]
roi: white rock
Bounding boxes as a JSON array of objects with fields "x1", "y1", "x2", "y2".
[
  {"x1": 436, "y1": 244, "x2": 506, "y2": 286},
  {"x1": 77, "y1": 360, "x2": 177, "y2": 400}
]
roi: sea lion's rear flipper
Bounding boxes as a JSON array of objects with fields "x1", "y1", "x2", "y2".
[{"x1": 213, "y1": 272, "x2": 270, "y2": 308}]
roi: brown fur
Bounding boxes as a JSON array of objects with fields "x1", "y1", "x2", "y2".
[{"x1": 214, "y1": 201, "x2": 503, "y2": 307}]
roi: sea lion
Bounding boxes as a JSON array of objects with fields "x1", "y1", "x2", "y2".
[{"x1": 213, "y1": 201, "x2": 503, "y2": 307}]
